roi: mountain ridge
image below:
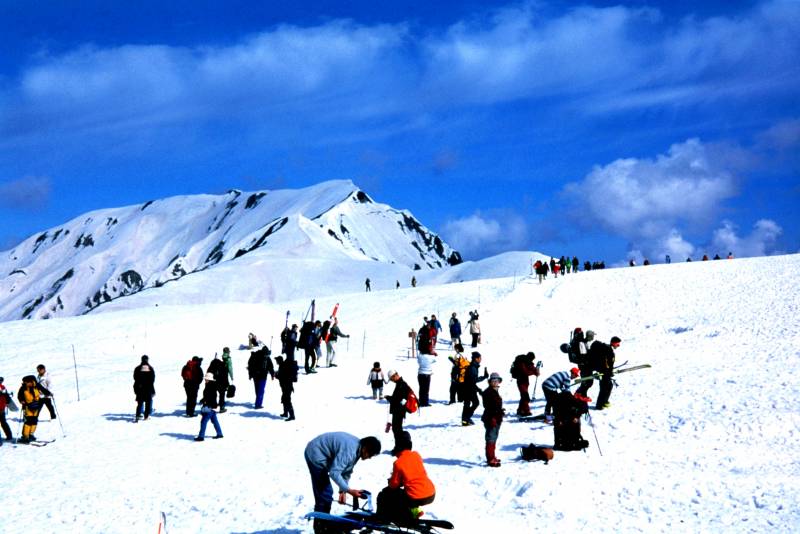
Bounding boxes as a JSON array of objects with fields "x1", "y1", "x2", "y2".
[{"x1": 0, "y1": 180, "x2": 463, "y2": 321}]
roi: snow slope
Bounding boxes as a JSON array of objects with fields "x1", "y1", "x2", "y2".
[{"x1": 0, "y1": 254, "x2": 797, "y2": 533}]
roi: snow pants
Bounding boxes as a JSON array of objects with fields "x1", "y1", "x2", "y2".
[
  {"x1": 253, "y1": 378, "x2": 266, "y2": 408},
  {"x1": 417, "y1": 374, "x2": 431, "y2": 406},
  {"x1": 516, "y1": 382, "x2": 531, "y2": 416}
]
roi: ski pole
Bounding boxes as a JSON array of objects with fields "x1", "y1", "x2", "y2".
[
  {"x1": 531, "y1": 361, "x2": 542, "y2": 402},
  {"x1": 586, "y1": 411, "x2": 602, "y2": 456},
  {"x1": 52, "y1": 398, "x2": 66, "y2": 438}
]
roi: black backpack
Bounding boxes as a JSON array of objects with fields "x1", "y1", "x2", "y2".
[
  {"x1": 510, "y1": 355, "x2": 524, "y2": 380},
  {"x1": 297, "y1": 322, "x2": 314, "y2": 349}
]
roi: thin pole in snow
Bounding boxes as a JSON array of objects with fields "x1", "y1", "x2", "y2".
[
  {"x1": 72, "y1": 344, "x2": 81, "y2": 402},
  {"x1": 362, "y1": 331, "x2": 366, "y2": 359}
]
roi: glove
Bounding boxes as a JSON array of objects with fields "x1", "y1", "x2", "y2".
[{"x1": 483, "y1": 368, "x2": 489, "y2": 378}]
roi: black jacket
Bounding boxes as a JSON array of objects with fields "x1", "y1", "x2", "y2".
[
  {"x1": 133, "y1": 363, "x2": 156, "y2": 400},
  {"x1": 247, "y1": 347, "x2": 275, "y2": 381},
  {"x1": 207, "y1": 358, "x2": 230, "y2": 388},
  {"x1": 388, "y1": 378, "x2": 411, "y2": 416},
  {"x1": 589, "y1": 342, "x2": 615, "y2": 373},
  {"x1": 200, "y1": 382, "x2": 218, "y2": 409}
]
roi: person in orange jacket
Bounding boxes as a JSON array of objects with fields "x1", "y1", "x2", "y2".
[{"x1": 377, "y1": 431, "x2": 436, "y2": 524}]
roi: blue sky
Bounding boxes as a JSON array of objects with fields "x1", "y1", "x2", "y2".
[{"x1": 1, "y1": 0, "x2": 798, "y2": 263}]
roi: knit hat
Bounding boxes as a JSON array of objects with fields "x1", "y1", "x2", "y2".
[
  {"x1": 204, "y1": 372, "x2": 215, "y2": 381},
  {"x1": 570, "y1": 367, "x2": 580, "y2": 378},
  {"x1": 391, "y1": 431, "x2": 413, "y2": 455},
  {"x1": 471, "y1": 351, "x2": 482, "y2": 359},
  {"x1": 141, "y1": 355, "x2": 149, "y2": 362},
  {"x1": 489, "y1": 372, "x2": 502, "y2": 382},
  {"x1": 387, "y1": 369, "x2": 399, "y2": 378},
  {"x1": 585, "y1": 330, "x2": 596, "y2": 342}
]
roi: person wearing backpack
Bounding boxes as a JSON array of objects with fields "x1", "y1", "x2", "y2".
[
  {"x1": 181, "y1": 356, "x2": 204, "y2": 417},
  {"x1": 385, "y1": 370, "x2": 412, "y2": 449},
  {"x1": 461, "y1": 352, "x2": 488, "y2": 426},
  {"x1": 0, "y1": 377, "x2": 15, "y2": 444},
  {"x1": 275, "y1": 355, "x2": 297, "y2": 421},
  {"x1": 481, "y1": 372, "x2": 505, "y2": 467},
  {"x1": 592, "y1": 336, "x2": 621, "y2": 410},
  {"x1": 299, "y1": 321, "x2": 318, "y2": 374},
  {"x1": 17, "y1": 375, "x2": 41, "y2": 443},
  {"x1": 448, "y1": 344, "x2": 469, "y2": 404},
  {"x1": 207, "y1": 354, "x2": 230, "y2": 413},
  {"x1": 283, "y1": 324, "x2": 298, "y2": 361},
  {"x1": 511, "y1": 352, "x2": 539, "y2": 417},
  {"x1": 416, "y1": 318, "x2": 432, "y2": 355},
  {"x1": 247, "y1": 346, "x2": 275, "y2": 409}
]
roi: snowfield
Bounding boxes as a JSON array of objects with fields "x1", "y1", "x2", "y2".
[{"x1": 1, "y1": 253, "x2": 798, "y2": 533}]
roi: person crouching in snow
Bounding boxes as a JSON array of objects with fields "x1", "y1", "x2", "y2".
[
  {"x1": 481, "y1": 372, "x2": 505, "y2": 467},
  {"x1": 541, "y1": 367, "x2": 580, "y2": 422},
  {"x1": 377, "y1": 431, "x2": 436, "y2": 524},
  {"x1": 195, "y1": 373, "x2": 223, "y2": 441}
]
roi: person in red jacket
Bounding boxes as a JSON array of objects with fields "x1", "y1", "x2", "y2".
[
  {"x1": 511, "y1": 352, "x2": 540, "y2": 416},
  {"x1": 481, "y1": 372, "x2": 505, "y2": 467},
  {"x1": 377, "y1": 431, "x2": 436, "y2": 523},
  {"x1": 0, "y1": 376, "x2": 14, "y2": 443}
]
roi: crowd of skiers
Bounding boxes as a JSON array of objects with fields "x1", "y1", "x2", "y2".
[{"x1": 1, "y1": 304, "x2": 625, "y2": 534}]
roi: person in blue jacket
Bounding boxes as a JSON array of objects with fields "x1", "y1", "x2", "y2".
[{"x1": 304, "y1": 432, "x2": 381, "y2": 532}]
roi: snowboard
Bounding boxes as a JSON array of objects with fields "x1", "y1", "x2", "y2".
[{"x1": 306, "y1": 511, "x2": 454, "y2": 533}]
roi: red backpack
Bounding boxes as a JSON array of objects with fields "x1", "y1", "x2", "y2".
[
  {"x1": 405, "y1": 389, "x2": 419, "y2": 414},
  {"x1": 181, "y1": 361, "x2": 193, "y2": 381}
]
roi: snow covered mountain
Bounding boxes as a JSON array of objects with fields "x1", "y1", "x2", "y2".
[{"x1": 0, "y1": 180, "x2": 463, "y2": 321}]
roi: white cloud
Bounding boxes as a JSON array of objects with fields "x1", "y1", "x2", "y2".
[
  {"x1": 442, "y1": 211, "x2": 528, "y2": 259},
  {"x1": 0, "y1": 176, "x2": 51, "y2": 211},
  {"x1": 566, "y1": 138, "x2": 786, "y2": 261},
  {"x1": 1, "y1": 1, "x2": 798, "y2": 141},
  {"x1": 711, "y1": 219, "x2": 782, "y2": 258},
  {"x1": 564, "y1": 138, "x2": 737, "y2": 240},
  {"x1": 757, "y1": 118, "x2": 800, "y2": 151}
]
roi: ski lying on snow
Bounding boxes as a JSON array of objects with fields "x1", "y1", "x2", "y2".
[{"x1": 306, "y1": 511, "x2": 454, "y2": 533}]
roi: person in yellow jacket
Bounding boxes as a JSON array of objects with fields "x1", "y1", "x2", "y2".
[
  {"x1": 377, "y1": 431, "x2": 436, "y2": 524},
  {"x1": 17, "y1": 375, "x2": 42, "y2": 443}
]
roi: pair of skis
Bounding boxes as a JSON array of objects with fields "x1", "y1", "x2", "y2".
[
  {"x1": 306, "y1": 511, "x2": 453, "y2": 534},
  {"x1": 571, "y1": 363, "x2": 652, "y2": 386}
]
